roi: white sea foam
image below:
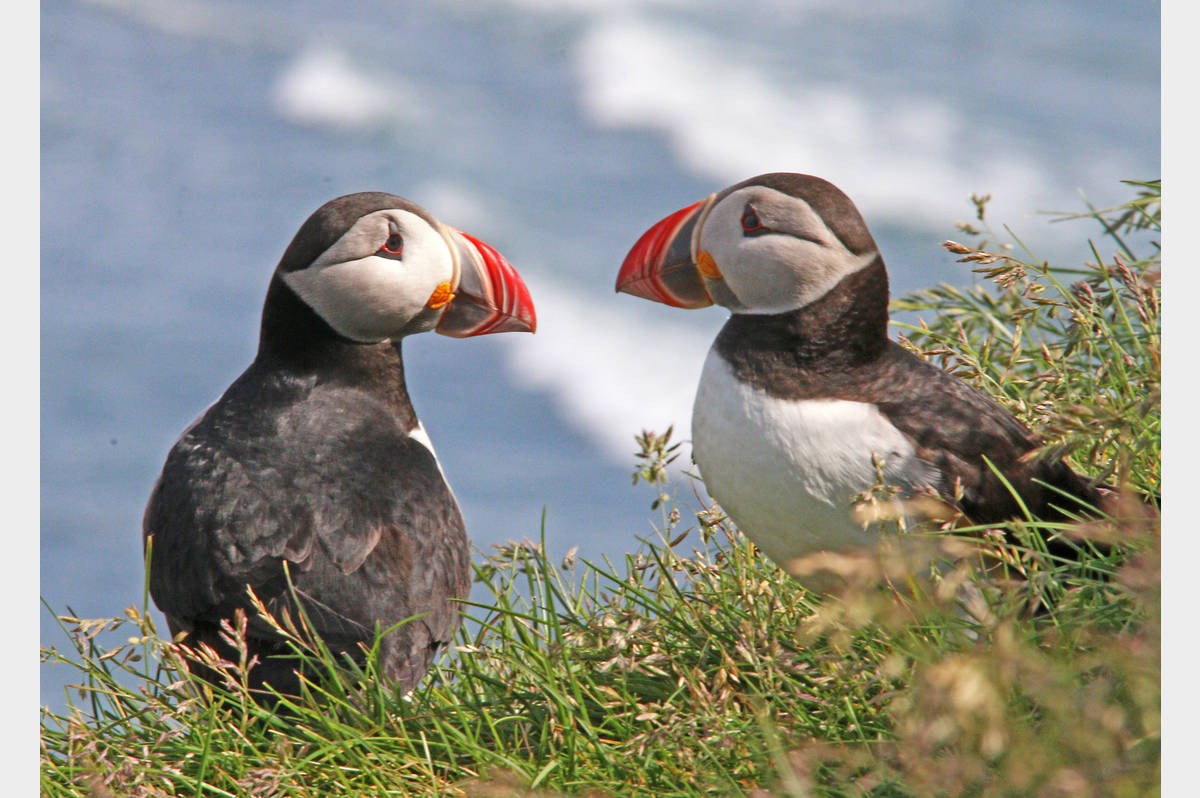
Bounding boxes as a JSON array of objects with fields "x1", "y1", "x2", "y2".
[
  {"x1": 83, "y1": 0, "x2": 420, "y2": 136},
  {"x1": 505, "y1": 276, "x2": 721, "y2": 463},
  {"x1": 463, "y1": 0, "x2": 1062, "y2": 231},
  {"x1": 572, "y1": 15, "x2": 1056, "y2": 230},
  {"x1": 272, "y1": 47, "x2": 419, "y2": 132}
]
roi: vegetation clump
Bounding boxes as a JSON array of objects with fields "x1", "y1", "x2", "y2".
[{"x1": 42, "y1": 181, "x2": 1160, "y2": 796}]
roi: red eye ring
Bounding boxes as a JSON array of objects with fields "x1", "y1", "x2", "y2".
[
  {"x1": 741, "y1": 204, "x2": 765, "y2": 233},
  {"x1": 380, "y1": 232, "x2": 404, "y2": 255}
]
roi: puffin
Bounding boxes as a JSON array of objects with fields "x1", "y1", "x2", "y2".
[
  {"x1": 615, "y1": 172, "x2": 1101, "y2": 570},
  {"x1": 143, "y1": 191, "x2": 536, "y2": 698}
]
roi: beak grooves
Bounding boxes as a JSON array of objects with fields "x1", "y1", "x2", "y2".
[
  {"x1": 437, "y1": 228, "x2": 537, "y2": 337},
  {"x1": 616, "y1": 195, "x2": 715, "y2": 309}
]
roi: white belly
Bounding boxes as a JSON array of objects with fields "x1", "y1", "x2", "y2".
[{"x1": 691, "y1": 349, "x2": 937, "y2": 567}]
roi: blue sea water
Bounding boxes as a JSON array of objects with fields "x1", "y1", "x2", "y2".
[{"x1": 40, "y1": 0, "x2": 1159, "y2": 710}]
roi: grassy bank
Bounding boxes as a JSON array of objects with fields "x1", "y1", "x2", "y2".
[{"x1": 41, "y1": 181, "x2": 1160, "y2": 797}]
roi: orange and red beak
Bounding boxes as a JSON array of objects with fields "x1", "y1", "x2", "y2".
[
  {"x1": 437, "y1": 228, "x2": 537, "y2": 337},
  {"x1": 615, "y1": 196, "x2": 716, "y2": 309}
]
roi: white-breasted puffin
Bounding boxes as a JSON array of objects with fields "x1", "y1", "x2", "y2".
[
  {"x1": 616, "y1": 172, "x2": 1100, "y2": 569},
  {"x1": 144, "y1": 192, "x2": 536, "y2": 697}
]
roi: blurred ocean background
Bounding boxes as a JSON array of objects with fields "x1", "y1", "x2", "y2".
[{"x1": 40, "y1": 0, "x2": 1159, "y2": 709}]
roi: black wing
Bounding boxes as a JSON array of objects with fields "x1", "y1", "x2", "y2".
[
  {"x1": 143, "y1": 366, "x2": 469, "y2": 691},
  {"x1": 869, "y1": 342, "x2": 1098, "y2": 523}
]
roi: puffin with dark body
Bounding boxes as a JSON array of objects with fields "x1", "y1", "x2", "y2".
[
  {"x1": 616, "y1": 172, "x2": 1099, "y2": 569},
  {"x1": 144, "y1": 192, "x2": 536, "y2": 697}
]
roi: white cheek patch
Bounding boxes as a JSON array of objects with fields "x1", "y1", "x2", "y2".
[
  {"x1": 283, "y1": 210, "x2": 454, "y2": 342},
  {"x1": 284, "y1": 256, "x2": 422, "y2": 342},
  {"x1": 700, "y1": 187, "x2": 878, "y2": 315},
  {"x1": 731, "y1": 238, "x2": 877, "y2": 315},
  {"x1": 721, "y1": 236, "x2": 814, "y2": 313}
]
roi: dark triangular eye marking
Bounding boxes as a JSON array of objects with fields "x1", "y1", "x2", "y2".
[
  {"x1": 378, "y1": 228, "x2": 404, "y2": 260},
  {"x1": 741, "y1": 203, "x2": 768, "y2": 236},
  {"x1": 741, "y1": 200, "x2": 825, "y2": 246}
]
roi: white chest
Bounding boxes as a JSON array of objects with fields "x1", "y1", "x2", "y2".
[{"x1": 690, "y1": 349, "x2": 937, "y2": 567}]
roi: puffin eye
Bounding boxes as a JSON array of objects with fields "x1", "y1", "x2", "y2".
[
  {"x1": 379, "y1": 232, "x2": 404, "y2": 256},
  {"x1": 741, "y1": 204, "x2": 766, "y2": 235}
]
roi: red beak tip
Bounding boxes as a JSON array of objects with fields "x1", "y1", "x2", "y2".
[
  {"x1": 615, "y1": 198, "x2": 711, "y2": 308},
  {"x1": 614, "y1": 277, "x2": 646, "y2": 300}
]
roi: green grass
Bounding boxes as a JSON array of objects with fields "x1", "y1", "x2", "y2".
[{"x1": 41, "y1": 181, "x2": 1160, "y2": 797}]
